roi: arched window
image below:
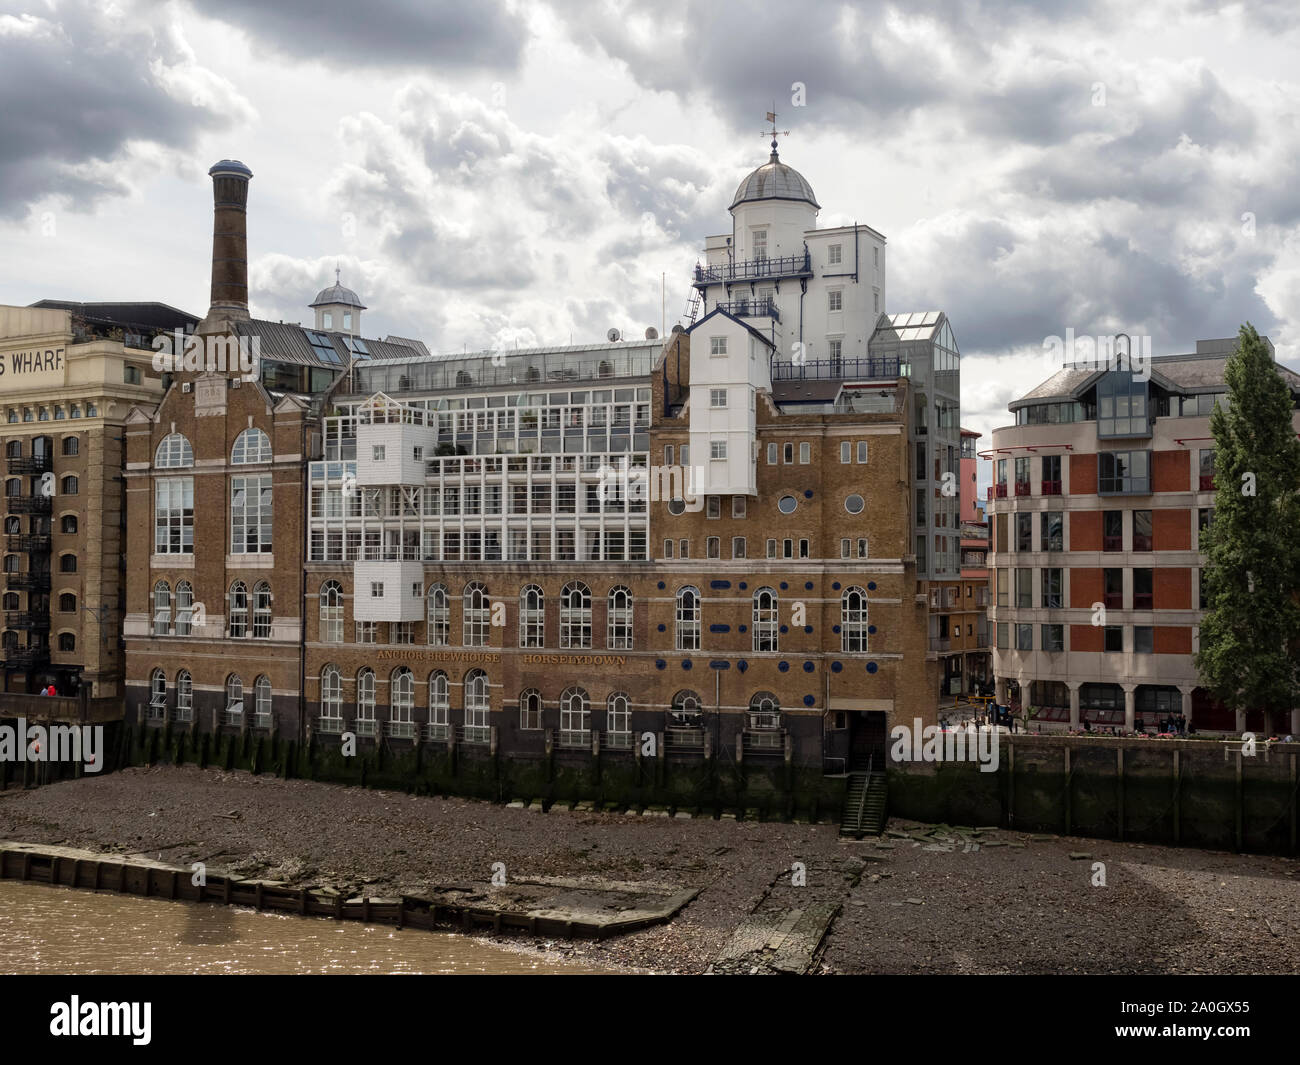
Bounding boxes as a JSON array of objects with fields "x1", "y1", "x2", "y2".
[
  {"x1": 560, "y1": 581, "x2": 591, "y2": 649},
  {"x1": 390, "y1": 668, "x2": 414, "y2": 735},
  {"x1": 225, "y1": 674, "x2": 243, "y2": 723},
  {"x1": 4, "y1": 479, "x2": 20, "y2": 497},
  {"x1": 152, "y1": 580, "x2": 171, "y2": 636},
  {"x1": 428, "y1": 671, "x2": 450, "y2": 737},
  {"x1": 58, "y1": 632, "x2": 75, "y2": 651},
  {"x1": 254, "y1": 675, "x2": 272, "y2": 726},
  {"x1": 356, "y1": 669, "x2": 376, "y2": 734},
  {"x1": 1, "y1": 630, "x2": 17, "y2": 651},
  {"x1": 752, "y1": 587, "x2": 778, "y2": 652},
  {"x1": 1, "y1": 555, "x2": 15, "y2": 573},
  {"x1": 841, "y1": 587, "x2": 868, "y2": 653},
  {"x1": 3, "y1": 592, "x2": 20, "y2": 611},
  {"x1": 606, "y1": 692, "x2": 631, "y2": 743},
  {"x1": 231, "y1": 427, "x2": 272, "y2": 464},
  {"x1": 4, "y1": 441, "x2": 19, "y2": 458},
  {"x1": 560, "y1": 687, "x2": 590, "y2": 746},
  {"x1": 154, "y1": 433, "x2": 193, "y2": 468},
  {"x1": 519, "y1": 687, "x2": 542, "y2": 730},
  {"x1": 61, "y1": 515, "x2": 77, "y2": 534},
  {"x1": 60, "y1": 554, "x2": 77, "y2": 573},
  {"x1": 748, "y1": 691, "x2": 780, "y2": 730},
  {"x1": 149, "y1": 668, "x2": 167, "y2": 718},
  {"x1": 176, "y1": 669, "x2": 193, "y2": 722},
  {"x1": 320, "y1": 580, "x2": 343, "y2": 642},
  {"x1": 519, "y1": 584, "x2": 544, "y2": 648},
  {"x1": 61, "y1": 436, "x2": 79, "y2": 457},
  {"x1": 228, "y1": 581, "x2": 249, "y2": 637},
  {"x1": 320, "y1": 665, "x2": 342, "y2": 726},
  {"x1": 3, "y1": 517, "x2": 16, "y2": 534},
  {"x1": 174, "y1": 581, "x2": 193, "y2": 635},
  {"x1": 252, "y1": 581, "x2": 272, "y2": 638},
  {"x1": 60, "y1": 475, "x2": 78, "y2": 495},
  {"x1": 463, "y1": 582, "x2": 489, "y2": 646},
  {"x1": 427, "y1": 583, "x2": 449, "y2": 646},
  {"x1": 58, "y1": 592, "x2": 75, "y2": 613},
  {"x1": 464, "y1": 669, "x2": 489, "y2": 736},
  {"x1": 607, "y1": 586, "x2": 632, "y2": 649},
  {"x1": 675, "y1": 586, "x2": 700, "y2": 651},
  {"x1": 670, "y1": 690, "x2": 702, "y2": 727}
]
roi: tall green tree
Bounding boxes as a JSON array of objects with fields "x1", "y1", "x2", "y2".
[{"x1": 1195, "y1": 323, "x2": 1300, "y2": 728}]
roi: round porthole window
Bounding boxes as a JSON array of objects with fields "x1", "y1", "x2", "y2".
[
  {"x1": 845, "y1": 494, "x2": 865, "y2": 514},
  {"x1": 778, "y1": 495, "x2": 797, "y2": 514},
  {"x1": 667, "y1": 498, "x2": 686, "y2": 516}
]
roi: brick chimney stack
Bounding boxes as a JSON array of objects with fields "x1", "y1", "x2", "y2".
[{"x1": 199, "y1": 158, "x2": 253, "y2": 334}]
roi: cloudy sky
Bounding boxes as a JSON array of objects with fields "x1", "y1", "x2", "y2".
[{"x1": 3, "y1": 0, "x2": 1299, "y2": 455}]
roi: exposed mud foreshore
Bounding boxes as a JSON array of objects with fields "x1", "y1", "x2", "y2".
[{"x1": 2, "y1": 766, "x2": 1297, "y2": 974}]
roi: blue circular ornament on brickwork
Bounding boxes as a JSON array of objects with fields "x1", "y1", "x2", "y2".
[
  {"x1": 778, "y1": 661, "x2": 790, "y2": 673},
  {"x1": 831, "y1": 661, "x2": 843, "y2": 673},
  {"x1": 866, "y1": 662, "x2": 878, "y2": 674},
  {"x1": 803, "y1": 661, "x2": 814, "y2": 672},
  {"x1": 803, "y1": 695, "x2": 816, "y2": 706},
  {"x1": 832, "y1": 582, "x2": 841, "y2": 590},
  {"x1": 657, "y1": 623, "x2": 666, "y2": 632},
  {"x1": 868, "y1": 624, "x2": 877, "y2": 634},
  {"x1": 657, "y1": 581, "x2": 665, "y2": 590},
  {"x1": 804, "y1": 625, "x2": 813, "y2": 634},
  {"x1": 682, "y1": 659, "x2": 692, "y2": 670},
  {"x1": 780, "y1": 581, "x2": 788, "y2": 590},
  {"x1": 738, "y1": 660, "x2": 748, "y2": 672},
  {"x1": 867, "y1": 581, "x2": 876, "y2": 591},
  {"x1": 655, "y1": 659, "x2": 666, "y2": 669},
  {"x1": 804, "y1": 490, "x2": 813, "y2": 499},
  {"x1": 804, "y1": 581, "x2": 813, "y2": 590}
]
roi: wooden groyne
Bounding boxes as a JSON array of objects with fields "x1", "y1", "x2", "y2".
[{"x1": 0, "y1": 841, "x2": 696, "y2": 941}]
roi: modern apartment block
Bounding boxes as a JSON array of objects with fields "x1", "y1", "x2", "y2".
[
  {"x1": 987, "y1": 340, "x2": 1300, "y2": 734},
  {"x1": 0, "y1": 300, "x2": 194, "y2": 697},
  {"x1": 124, "y1": 148, "x2": 959, "y2": 775}
]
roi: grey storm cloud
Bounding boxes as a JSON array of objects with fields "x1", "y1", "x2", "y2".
[
  {"x1": 185, "y1": 0, "x2": 525, "y2": 70},
  {"x1": 0, "y1": 2, "x2": 231, "y2": 217}
]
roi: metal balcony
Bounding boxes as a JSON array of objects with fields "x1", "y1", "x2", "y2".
[
  {"x1": 1014, "y1": 481, "x2": 1032, "y2": 497},
  {"x1": 5, "y1": 612, "x2": 49, "y2": 630},
  {"x1": 6, "y1": 534, "x2": 50, "y2": 554},
  {"x1": 6, "y1": 496, "x2": 51, "y2": 515},
  {"x1": 1041, "y1": 480, "x2": 1062, "y2": 496},
  {"x1": 4, "y1": 646, "x2": 50, "y2": 669},
  {"x1": 7, "y1": 454, "x2": 51, "y2": 475},
  {"x1": 771, "y1": 356, "x2": 900, "y2": 382},
  {"x1": 5, "y1": 571, "x2": 50, "y2": 591},
  {"x1": 694, "y1": 250, "x2": 813, "y2": 286},
  {"x1": 713, "y1": 297, "x2": 780, "y2": 322}
]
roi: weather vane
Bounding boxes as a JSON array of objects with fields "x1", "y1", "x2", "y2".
[{"x1": 762, "y1": 108, "x2": 789, "y2": 157}]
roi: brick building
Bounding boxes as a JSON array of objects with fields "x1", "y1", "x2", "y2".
[
  {"x1": 986, "y1": 340, "x2": 1300, "y2": 734},
  {"x1": 125, "y1": 149, "x2": 960, "y2": 776},
  {"x1": 0, "y1": 300, "x2": 193, "y2": 697}
]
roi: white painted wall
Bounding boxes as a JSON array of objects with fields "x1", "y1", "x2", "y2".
[
  {"x1": 352, "y1": 560, "x2": 426, "y2": 621},
  {"x1": 355, "y1": 422, "x2": 435, "y2": 486}
]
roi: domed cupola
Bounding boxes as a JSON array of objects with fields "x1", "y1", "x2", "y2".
[
  {"x1": 310, "y1": 267, "x2": 366, "y2": 332},
  {"x1": 730, "y1": 140, "x2": 820, "y2": 212}
]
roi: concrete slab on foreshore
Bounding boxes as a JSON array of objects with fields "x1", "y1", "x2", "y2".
[
  {"x1": 418, "y1": 876, "x2": 700, "y2": 936},
  {"x1": 709, "y1": 902, "x2": 840, "y2": 975}
]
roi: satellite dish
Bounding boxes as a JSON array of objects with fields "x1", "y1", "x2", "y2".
[
  {"x1": 671, "y1": 324, "x2": 685, "y2": 334},
  {"x1": 607, "y1": 327, "x2": 621, "y2": 342},
  {"x1": 645, "y1": 327, "x2": 659, "y2": 340}
]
